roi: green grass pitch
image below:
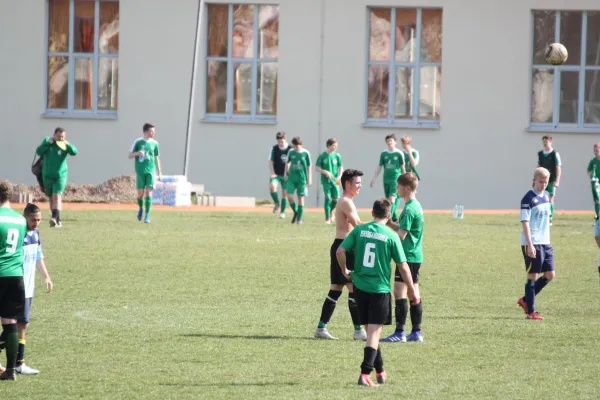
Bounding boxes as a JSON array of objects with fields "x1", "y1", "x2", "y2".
[{"x1": 2, "y1": 210, "x2": 599, "y2": 399}]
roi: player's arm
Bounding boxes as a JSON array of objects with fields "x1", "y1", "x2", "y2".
[
  {"x1": 155, "y1": 156, "x2": 163, "y2": 181},
  {"x1": 554, "y1": 153, "x2": 561, "y2": 186},
  {"x1": 387, "y1": 220, "x2": 408, "y2": 240},
  {"x1": 268, "y1": 148, "x2": 277, "y2": 177},
  {"x1": 336, "y1": 232, "x2": 356, "y2": 280},
  {"x1": 36, "y1": 137, "x2": 52, "y2": 156},
  {"x1": 407, "y1": 148, "x2": 418, "y2": 168},
  {"x1": 65, "y1": 141, "x2": 78, "y2": 156},
  {"x1": 392, "y1": 239, "x2": 419, "y2": 303},
  {"x1": 370, "y1": 165, "x2": 382, "y2": 187},
  {"x1": 400, "y1": 152, "x2": 407, "y2": 173},
  {"x1": 36, "y1": 259, "x2": 53, "y2": 293},
  {"x1": 128, "y1": 141, "x2": 142, "y2": 159},
  {"x1": 520, "y1": 202, "x2": 535, "y2": 258},
  {"x1": 284, "y1": 161, "x2": 290, "y2": 181},
  {"x1": 307, "y1": 154, "x2": 312, "y2": 187},
  {"x1": 344, "y1": 200, "x2": 362, "y2": 227}
]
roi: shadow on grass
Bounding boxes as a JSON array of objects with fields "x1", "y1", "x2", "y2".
[
  {"x1": 435, "y1": 315, "x2": 524, "y2": 320},
  {"x1": 159, "y1": 381, "x2": 300, "y2": 388},
  {"x1": 181, "y1": 333, "x2": 315, "y2": 341}
]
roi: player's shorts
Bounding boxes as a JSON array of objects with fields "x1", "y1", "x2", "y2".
[
  {"x1": 395, "y1": 262, "x2": 421, "y2": 284},
  {"x1": 521, "y1": 244, "x2": 554, "y2": 274},
  {"x1": 269, "y1": 175, "x2": 285, "y2": 187},
  {"x1": 322, "y1": 181, "x2": 340, "y2": 201},
  {"x1": 0, "y1": 277, "x2": 25, "y2": 320},
  {"x1": 42, "y1": 175, "x2": 67, "y2": 197},
  {"x1": 354, "y1": 286, "x2": 392, "y2": 326},
  {"x1": 594, "y1": 219, "x2": 600, "y2": 237},
  {"x1": 18, "y1": 297, "x2": 33, "y2": 324},
  {"x1": 546, "y1": 181, "x2": 557, "y2": 196},
  {"x1": 384, "y1": 182, "x2": 398, "y2": 199},
  {"x1": 136, "y1": 173, "x2": 155, "y2": 190},
  {"x1": 286, "y1": 179, "x2": 307, "y2": 196},
  {"x1": 330, "y1": 238, "x2": 355, "y2": 285}
]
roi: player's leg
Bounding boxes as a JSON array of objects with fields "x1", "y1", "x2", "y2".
[
  {"x1": 520, "y1": 245, "x2": 544, "y2": 319},
  {"x1": 279, "y1": 177, "x2": 288, "y2": 218},
  {"x1": 0, "y1": 277, "x2": 26, "y2": 380},
  {"x1": 296, "y1": 184, "x2": 307, "y2": 224},
  {"x1": 15, "y1": 298, "x2": 37, "y2": 375},
  {"x1": 330, "y1": 184, "x2": 339, "y2": 222},
  {"x1": 43, "y1": 178, "x2": 57, "y2": 227},
  {"x1": 136, "y1": 174, "x2": 145, "y2": 221},
  {"x1": 286, "y1": 181, "x2": 298, "y2": 223},
  {"x1": 316, "y1": 240, "x2": 346, "y2": 339},
  {"x1": 346, "y1": 282, "x2": 366, "y2": 340},
  {"x1": 595, "y1": 221, "x2": 600, "y2": 276},
  {"x1": 382, "y1": 279, "x2": 407, "y2": 342},
  {"x1": 269, "y1": 178, "x2": 279, "y2": 213},
  {"x1": 51, "y1": 176, "x2": 66, "y2": 227},
  {"x1": 591, "y1": 180, "x2": 600, "y2": 220},
  {"x1": 358, "y1": 290, "x2": 390, "y2": 386},
  {"x1": 143, "y1": 174, "x2": 155, "y2": 223},
  {"x1": 547, "y1": 182, "x2": 556, "y2": 224},
  {"x1": 535, "y1": 245, "x2": 555, "y2": 297},
  {"x1": 323, "y1": 183, "x2": 332, "y2": 223}
]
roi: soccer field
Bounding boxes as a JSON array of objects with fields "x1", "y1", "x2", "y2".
[{"x1": 2, "y1": 210, "x2": 599, "y2": 399}]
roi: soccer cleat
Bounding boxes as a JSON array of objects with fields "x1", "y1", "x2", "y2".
[
  {"x1": 144, "y1": 216, "x2": 151, "y2": 224},
  {"x1": 272, "y1": 203, "x2": 279, "y2": 213},
  {"x1": 376, "y1": 371, "x2": 387, "y2": 385},
  {"x1": 16, "y1": 363, "x2": 39, "y2": 375},
  {"x1": 526, "y1": 312, "x2": 544, "y2": 320},
  {"x1": 297, "y1": 220, "x2": 303, "y2": 225},
  {"x1": 0, "y1": 368, "x2": 16, "y2": 381},
  {"x1": 291, "y1": 212, "x2": 298, "y2": 224},
  {"x1": 56, "y1": 221, "x2": 62, "y2": 228},
  {"x1": 49, "y1": 218, "x2": 57, "y2": 227},
  {"x1": 314, "y1": 327, "x2": 338, "y2": 340},
  {"x1": 279, "y1": 213, "x2": 286, "y2": 219},
  {"x1": 358, "y1": 374, "x2": 377, "y2": 387},
  {"x1": 517, "y1": 297, "x2": 529, "y2": 314},
  {"x1": 407, "y1": 330, "x2": 424, "y2": 342},
  {"x1": 325, "y1": 219, "x2": 331, "y2": 224},
  {"x1": 0, "y1": 364, "x2": 4, "y2": 373},
  {"x1": 137, "y1": 208, "x2": 143, "y2": 221},
  {"x1": 353, "y1": 328, "x2": 367, "y2": 341},
  {"x1": 381, "y1": 331, "x2": 407, "y2": 343}
]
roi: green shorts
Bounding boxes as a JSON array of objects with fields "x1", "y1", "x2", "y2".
[
  {"x1": 546, "y1": 181, "x2": 557, "y2": 196},
  {"x1": 136, "y1": 173, "x2": 155, "y2": 190},
  {"x1": 42, "y1": 176, "x2": 67, "y2": 197},
  {"x1": 384, "y1": 182, "x2": 398, "y2": 199},
  {"x1": 269, "y1": 176, "x2": 285, "y2": 187},
  {"x1": 286, "y1": 179, "x2": 307, "y2": 196},
  {"x1": 322, "y1": 181, "x2": 340, "y2": 201}
]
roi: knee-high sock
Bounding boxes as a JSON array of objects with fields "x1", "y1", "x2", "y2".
[
  {"x1": 324, "y1": 198, "x2": 332, "y2": 219},
  {"x1": 1, "y1": 324, "x2": 18, "y2": 369},
  {"x1": 348, "y1": 292, "x2": 361, "y2": 329},
  {"x1": 318, "y1": 290, "x2": 342, "y2": 327}
]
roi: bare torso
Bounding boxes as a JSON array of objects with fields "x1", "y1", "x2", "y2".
[{"x1": 335, "y1": 195, "x2": 359, "y2": 239}]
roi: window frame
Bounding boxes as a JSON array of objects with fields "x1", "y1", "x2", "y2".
[
  {"x1": 44, "y1": 0, "x2": 119, "y2": 120},
  {"x1": 364, "y1": 7, "x2": 442, "y2": 129},
  {"x1": 529, "y1": 10, "x2": 600, "y2": 133},
  {"x1": 203, "y1": 3, "x2": 279, "y2": 124}
]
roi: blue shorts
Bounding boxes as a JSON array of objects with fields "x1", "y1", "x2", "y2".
[
  {"x1": 594, "y1": 219, "x2": 600, "y2": 237},
  {"x1": 521, "y1": 244, "x2": 554, "y2": 274},
  {"x1": 18, "y1": 298, "x2": 33, "y2": 323}
]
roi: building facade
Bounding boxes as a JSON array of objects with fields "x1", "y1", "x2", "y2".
[{"x1": 0, "y1": 0, "x2": 599, "y2": 209}]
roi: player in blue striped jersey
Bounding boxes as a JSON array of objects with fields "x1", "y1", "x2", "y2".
[{"x1": 517, "y1": 167, "x2": 554, "y2": 320}]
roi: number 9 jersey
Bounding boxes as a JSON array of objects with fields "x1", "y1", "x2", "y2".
[{"x1": 0, "y1": 207, "x2": 27, "y2": 277}]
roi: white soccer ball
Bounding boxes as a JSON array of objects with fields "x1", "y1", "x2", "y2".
[{"x1": 545, "y1": 43, "x2": 568, "y2": 65}]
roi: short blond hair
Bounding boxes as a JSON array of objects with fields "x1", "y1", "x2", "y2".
[
  {"x1": 401, "y1": 135, "x2": 412, "y2": 145},
  {"x1": 533, "y1": 167, "x2": 550, "y2": 183}
]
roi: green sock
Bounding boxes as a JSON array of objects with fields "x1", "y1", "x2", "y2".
[
  {"x1": 318, "y1": 321, "x2": 327, "y2": 329},
  {"x1": 354, "y1": 324, "x2": 362, "y2": 331},
  {"x1": 324, "y1": 199, "x2": 331, "y2": 219},
  {"x1": 298, "y1": 205, "x2": 304, "y2": 220},
  {"x1": 270, "y1": 192, "x2": 279, "y2": 205},
  {"x1": 290, "y1": 202, "x2": 297, "y2": 214},
  {"x1": 281, "y1": 198, "x2": 288, "y2": 213},
  {"x1": 137, "y1": 198, "x2": 143, "y2": 210},
  {"x1": 144, "y1": 196, "x2": 152, "y2": 216},
  {"x1": 2, "y1": 324, "x2": 18, "y2": 369},
  {"x1": 550, "y1": 203, "x2": 555, "y2": 219}
]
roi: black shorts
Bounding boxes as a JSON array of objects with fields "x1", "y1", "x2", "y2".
[
  {"x1": 354, "y1": 286, "x2": 392, "y2": 326},
  {"x1": 521, "y1": 245, "x2": 555, "y2": 274},
  {"x1": 395, "y1": 263, "x2": 421, "y2": 284},
  {"x1": 0, "y1": 277, "x2": 25, "y2": 320},
  {"x1": 330, "y1": 239, "x2": 355, "y2": 285}
]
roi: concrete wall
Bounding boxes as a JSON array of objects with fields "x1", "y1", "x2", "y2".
[{"x1": 1, "y1": 0, "x2": 599, "y2": 209}]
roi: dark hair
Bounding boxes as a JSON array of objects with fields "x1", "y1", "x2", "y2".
[
  {"x1": 341, "y1": 169, "x2": 363, "y2": 191},
  {"x1": 373, "y1": 198, "x2": 392, "y2": 219},
  {"x1": 291, "y1": 136, "x2": 303, "y2": 146},
  {"x1": 542, "y1": 135, "x2": 552, "y2": 141},
  {"x1": 276, "y1": 132, "x2": 285, "y2": 140},
  {"x1": 54, "y1": 127, "x2": 66, "y2": 135},
  {"x1": 0, "y1": 181, "x2": 11, "y2": 204},
  {"x1": 143, "y1": 123, "x2": 155, "y2": 133},
  {"x1": 385, "y1": 134, "x2": 396, "y2": 142},
  {"x1": 397, "y1": 172, "x2": 418, "y2": 191},
  {"x1": 24, "y1": 203, "x2": 41, "y2": 215},
  {"x1": 326, "y1": 138, "x2": 337, "y2": 147}
]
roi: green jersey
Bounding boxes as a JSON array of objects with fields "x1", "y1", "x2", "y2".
[
  {"x1": 131, "y1": 138, "x2": 160, "y2": 176},
  {"x1": 0, "y1": 207, "x2": 27, "y2": 278},
  {"x1": 403, "y1": 149, "x2": 420, "y2": 179},
  {"x1": 36, "y1": 137, "x2": 78, "y2": 179},
  {"x1": 341, "y1": 221, "x2": 406, "y2": 294},
  {"x1": 316, "y1": 151, "x2": 343, "y2": 185},
  {"x1": 287, "y1": 149, "x2": 311, "y2": 183},
  {"x1": 399, "y1": 198, "x2": 424, "y2": 263},
  {"x1": 379, "y1": 149, "x2": 405, "y2": 183},
  {"x1": 588, "y1": 158, "x2": 600, "y2": 179}
]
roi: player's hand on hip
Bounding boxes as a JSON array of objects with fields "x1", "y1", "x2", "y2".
[
  {"x1": 526, "y1": 245, "x2": 536, "y2": 259},
  {"x1": 342, "y1": 268, "x2": 351, "y2": 280},
  {"x1": 270, "y1": 174, "x2": 277, "y2": 179}
]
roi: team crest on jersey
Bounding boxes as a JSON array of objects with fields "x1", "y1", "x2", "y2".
[
  {"x1": 281, "y1": 154, "x2": 288, "y2": 163},
  {"x1": 57, "y1": 150, "x2": 62, "y2": 155},
  {"x1": 333, "y1": 160, "x2": 337, "y2": 165}
]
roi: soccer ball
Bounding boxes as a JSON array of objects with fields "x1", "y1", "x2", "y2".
[{"x1": 545, "y1": 43, "x2": 568, "y2": 65}]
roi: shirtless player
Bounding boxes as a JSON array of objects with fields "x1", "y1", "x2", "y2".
[{"x1": 315, "y1": 169, "x2": 366, "y2": 340}]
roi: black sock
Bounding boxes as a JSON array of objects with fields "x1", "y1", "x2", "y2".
[
  {"x1": 410, "y1": 301, "x2": 423, "y2": 332},
  {"x1": 395, "y1": 299, "x2": 408, "y2": 333},
  {"x1": 374, "y1": 347, "x2": 384, "y2": 373},
  {"x1": 348, "y1": 293, "x2": 361, "y2": 328},
  {"x1": 16, "y1": 340, "x2": 25, "y2": 366},
  {"x1": 525, "y1": 279, "x2": 536, "y2": 314},
  {"x1": 534, "y1": 277, "x2": 550, "y2": 295},
  {"x1": 318, "y1": 290, "x2": 342, "y2": 327},
  {"x1": 360, "y1": 346, "x2": 377, "y2": 375},
  {"x1": 56, "y1": 209, "x2": 61, "y2": 223},
  {"x1": 0, "y1": 330, "x2": 5, "y2": 350},
  {"x1": 51, "y1": 209, "x2": 58, "y2": 220},
  {"x1": 1, "y1": 324, "x2": 18, "y2": 369}
]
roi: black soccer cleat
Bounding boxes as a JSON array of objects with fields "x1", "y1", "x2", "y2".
[
  {"x1": 0, "y1": 368, "x2": 16, "y2": 381},
  {"x1": 291, "y1": 212, "x2": 298, "y2": 224}
]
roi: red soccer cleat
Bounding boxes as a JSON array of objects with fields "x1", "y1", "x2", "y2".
[
  {"x1": 358, "y1": 374, "x2": 377, "y2": 386},
  {"x1": 517, "y1": 297, "x2": 529, "y2": 314},
  {"x1": 376, "y1": 371, "x2": 387, "y2": 385},
  {"x1": 526, "y1": 312, "x2": 544, "y2": 320}
]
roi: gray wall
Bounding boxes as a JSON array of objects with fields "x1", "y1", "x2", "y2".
[{"x1": 1, "y1": 0, "x2": 599, "y2": 209}]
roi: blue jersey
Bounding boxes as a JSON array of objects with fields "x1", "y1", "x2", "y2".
[
  {"x1": 23, "y1": 229, "x2": 43, "y2": 298},
  {"x1": 520, "y1": 189, "x2": 551, "y2": 245}
]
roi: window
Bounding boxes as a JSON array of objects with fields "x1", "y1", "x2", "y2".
[
  {"x1": 530, "y1": 11, "x2": 600, "y2": 131},
  {"x1": 366, "y1": 8, "x2": 442, "y2": 127},
  {"x1": 46, "y1": 0, "x2": 119, "y2": 117},
  {"x1": 205, "y1": 4, "x2": 279, "y2": 122}
]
